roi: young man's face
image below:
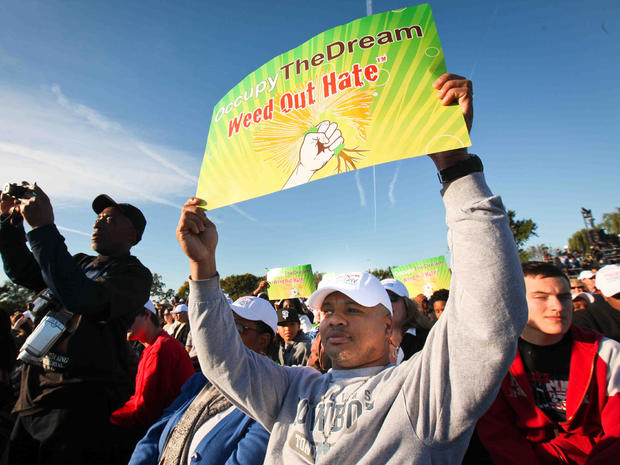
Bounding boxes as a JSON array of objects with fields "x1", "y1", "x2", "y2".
[
  {"x1": 522, "y1": 275, "x2": 573, "y2": 345},
  {"x1": 277, "y1": 322, "x2": 300, "y2": 343},
  {"x1": 319, "y1": 291, "x2": 392, "y2": 370},
  {"x1": 433, "y1": 300, "x2": 446, "y2": 319}
]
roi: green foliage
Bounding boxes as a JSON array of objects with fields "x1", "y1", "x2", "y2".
[
  {"x1": 220, "y1": 273, "x2": 265, "y2": 301},
  {"x1": 568, "y1": 229, "x2": 589, "y2": 254},
  {"x1": 600, "y1": 208, "x2": 620, "y2": 236},
  {"x1": 313, "y1": 271, "x2": 323, "y2": 287},
  {"x1": 369, "y1": 268, "x2": 393, "y2": 280},
  {"x1": 176, "y1": 281, "x2": 189, "y2": 301},
  {"x1": 508, "y1": 210, "x2": 538, "y2": 250},
  {"x1": 150, "y1": 273, "x2": 176, "y2": 301},
  {"x1": 0, "y1": 281, "x2": 34, "y2": 314}
]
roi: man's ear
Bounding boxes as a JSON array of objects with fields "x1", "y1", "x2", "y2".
[{"x1": 385, "y1": 314, "x2": 393, "y2": 338}]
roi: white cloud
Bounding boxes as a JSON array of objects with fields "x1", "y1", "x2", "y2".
[
  {"x1": 354, "y1": 171, "x2": 366, "y2": 207},
  {"x1": 0, "y1": 85, "x2": 200, "y2": 210},
  {"x1": 388, "y1": 164, "x2": 401, "y2": 206},
  {"x1": 51, "y1": 85, "x2": 123, "y2": 133}
]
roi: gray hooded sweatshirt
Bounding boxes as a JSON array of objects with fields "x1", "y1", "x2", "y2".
[{"x1": 188, "y1": 172, "x2": 527, "y2": 464}]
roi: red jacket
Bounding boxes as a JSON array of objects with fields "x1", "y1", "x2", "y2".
[
  {"x1": 477, "y1": 326, "x2": 620, "y2": 465},
  {"x1": 110, "y1": 330, "x2": 195, "y2": 430}
]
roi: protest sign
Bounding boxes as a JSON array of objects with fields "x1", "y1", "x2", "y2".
[
  {"x1": 197, "y1": 3, "x2": 470, "y2": 209},
  {"x1": 267, "y1": 264, "x2": 317, "y2": 300},
  {"x1": 391, "y1": 255, "x2": 451, "y2": 298}
]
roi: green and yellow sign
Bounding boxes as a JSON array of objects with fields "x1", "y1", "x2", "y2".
[
  {"x1": 391, "y1": 255, "x2": 451, "y2": 298},
  {"x1": 197, "y1": 4, "x2": 470, "y2": 209},
  {"x1": 267, "y1": 264, "x2": 317, "y2": 300}
]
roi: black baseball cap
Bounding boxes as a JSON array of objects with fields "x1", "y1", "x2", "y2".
[
  {"x1": 92, "y1": 194, "x2": 146, "y2": 244},
  {"x1": 277, "y1": 306, "x2": 300, "y2": 325}
]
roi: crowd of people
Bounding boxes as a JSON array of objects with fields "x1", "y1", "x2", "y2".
[{"x1": 1, "y1": 73, "x2": 619, "y2": 465}]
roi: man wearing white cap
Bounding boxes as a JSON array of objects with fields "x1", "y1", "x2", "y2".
[
  {"x1": 573, "y1": 265, "x2": 620, "y2": 342},
  {"x1": 572, "y1": 291, "x2": 595, "y2": 312},
  {"x1": 175, "y1": 73, "x2": 528, "y2": 464},
  {"x1": 171, "y1": 304, "x2": 190, "y2": 346},
  {"x1": 129, "y1": 296, "x2": 274, "y2": 465},
  {"x1": 577, "y1": 269, "x2": 604, "y2": 305}
]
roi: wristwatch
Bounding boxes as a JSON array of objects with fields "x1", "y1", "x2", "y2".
[{"x1": 437, "y1": 154, "x2": 483, "y2": 184}]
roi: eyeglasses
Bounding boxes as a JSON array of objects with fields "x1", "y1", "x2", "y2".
[{"x1": 235, "y1": 322, "x2": 260, "y2": 334}]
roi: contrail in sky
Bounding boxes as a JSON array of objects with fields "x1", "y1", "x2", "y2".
[
  {"x1": 57, "y1": 226, "x2": 91, "y2": 237},
  {"x1": 388, "y1": 163, "x2": 401, "y2": 206},
  {"x1": 355, "y1": 171, "x2": 366, "y2": 207}
]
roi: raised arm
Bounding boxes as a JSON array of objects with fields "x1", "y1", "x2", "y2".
[
  {"x1": 0, "y1": 196, "x2": 45, "y2": 292},
  {"x1": 401, "y1": 74, "x2": 528, "y2": 442},
  {"x1": 177, "y1": 200, "x2": 313, "y2": 430},
  {"x1": 8, "y1": 185, "x2": 151, "y2": 319}
]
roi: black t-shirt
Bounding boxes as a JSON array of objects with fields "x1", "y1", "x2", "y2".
[
  {"x1": 518, "y1": 334, "x2": 572, "y2": 423},
  {"x1": 573, "y1": 300, "x2": 620, "y2": 343}
]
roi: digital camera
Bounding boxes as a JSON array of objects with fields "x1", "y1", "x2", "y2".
[
  {"x1": 17, "y1": 289, "x2": 74, "y2": 365},
  {"x1": 2, "y1": 182, "x2": 35, "y2": 200}
]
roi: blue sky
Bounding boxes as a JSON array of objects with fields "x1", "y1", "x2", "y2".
[{"x1": 1, "y1": 0, "x2": 619, "y2": 293}]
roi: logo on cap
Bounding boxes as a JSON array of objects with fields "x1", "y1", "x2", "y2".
[
  {"x1": 237, "y1": 296, "x2": 254, "y2": 307},
  {"x1": 341, "y1": 273, "x2": 362, "y2": 286}
]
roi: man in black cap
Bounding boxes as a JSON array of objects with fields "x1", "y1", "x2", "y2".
[
  {"x1": 0, "y1": 185, "x2": 152, "y2": 465},
  {"x1": 273, "y1": 299, "x2": 312, "y2": 366}
]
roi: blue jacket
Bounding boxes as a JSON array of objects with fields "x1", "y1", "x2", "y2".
[{"x1": 129, "y1": 373, "x2": 269, "y2": 465}]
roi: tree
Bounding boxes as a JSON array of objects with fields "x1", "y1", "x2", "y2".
[
  {"x1": 176, "y1": 281, "x2": 189, "y2": 301},
  {"x1": 524, "y1": 243, "x2": 552, "y2": 262},
  {"x1": 369, "y1": 268, "x2": 393, "y2": 280},
  {"x1": 150, "y1": 273, "x2": 176, "y2": 301},
  {"x1": 0, "y1": 281, "x2": 34, "y2": 314},
  {"x1": 313, "y1": 271, "x2": 323, "y2": 287},
  {"x1": 220, "y1": 273, "x2": 264, "y2": 301},
  {"x1": 507, "y1": 210, "x2": 538, "y2": 262},
  {"x1": 568, "y1": 229, "x2": 589, "y2": 254},
  {"x1": 600, "y1": 208, "x2": 620, "y2": 236}
]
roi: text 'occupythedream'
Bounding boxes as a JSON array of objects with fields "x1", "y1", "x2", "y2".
[
  {"x1": 215, "y1": 23, "x2": 425, "y2": 135},
  {"x1": 226, "y1": 63, "x2": 379, "y2": 138}
]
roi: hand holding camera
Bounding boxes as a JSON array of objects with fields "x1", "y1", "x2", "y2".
[{"x1": 2, "y1": 182, "x2": 54, "y2": 229}]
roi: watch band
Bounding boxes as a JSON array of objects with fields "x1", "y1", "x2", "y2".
[{"x1": 437, "y1": 154, "x2": 483, "y2": 184}]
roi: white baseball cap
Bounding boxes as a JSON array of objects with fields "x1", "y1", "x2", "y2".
[
  {"x1": 231, "y1": 296, "x2": 277, "y2": 335},
  {"x1": 144, "y1": 300, "x2": 157, "y2": 314},
  {"x1": 381, "y1": 278, "x2": 409, "y2": 299},
  {"x1": 307, "y1": 272, "x2": 393, "y2": 315},
  {"x1": 578, "y1": 270, "x2": 595, "y2": 280},
  {"x1": 172, "y1": 304, "x2": 189, "y2": 314},
  {"x1": 595, "y1": 265, "x2": 620, "y2": 297},
  {"x1": 571, "y1": 292, "x2": 595, "y2": 304}
]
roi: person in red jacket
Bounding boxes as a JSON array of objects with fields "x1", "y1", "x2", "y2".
[
  {"x1": 477, "y1": 262, "x2": 620, "y2": 465},
  {"x1": 110, "y1": 300, "x2": 195, "y2": 463}
]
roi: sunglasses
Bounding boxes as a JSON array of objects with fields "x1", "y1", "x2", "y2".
[
  {"x1": 235, "y1": 322, "x2": 260, "y2": 334},
  {"x1": 388, "y1": 294, "x2": 401, "y2": 303}
]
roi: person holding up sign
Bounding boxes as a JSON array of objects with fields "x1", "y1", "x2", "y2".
[{"x1": 175, "y1": 73, "x2": 527, "y2": 464}]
